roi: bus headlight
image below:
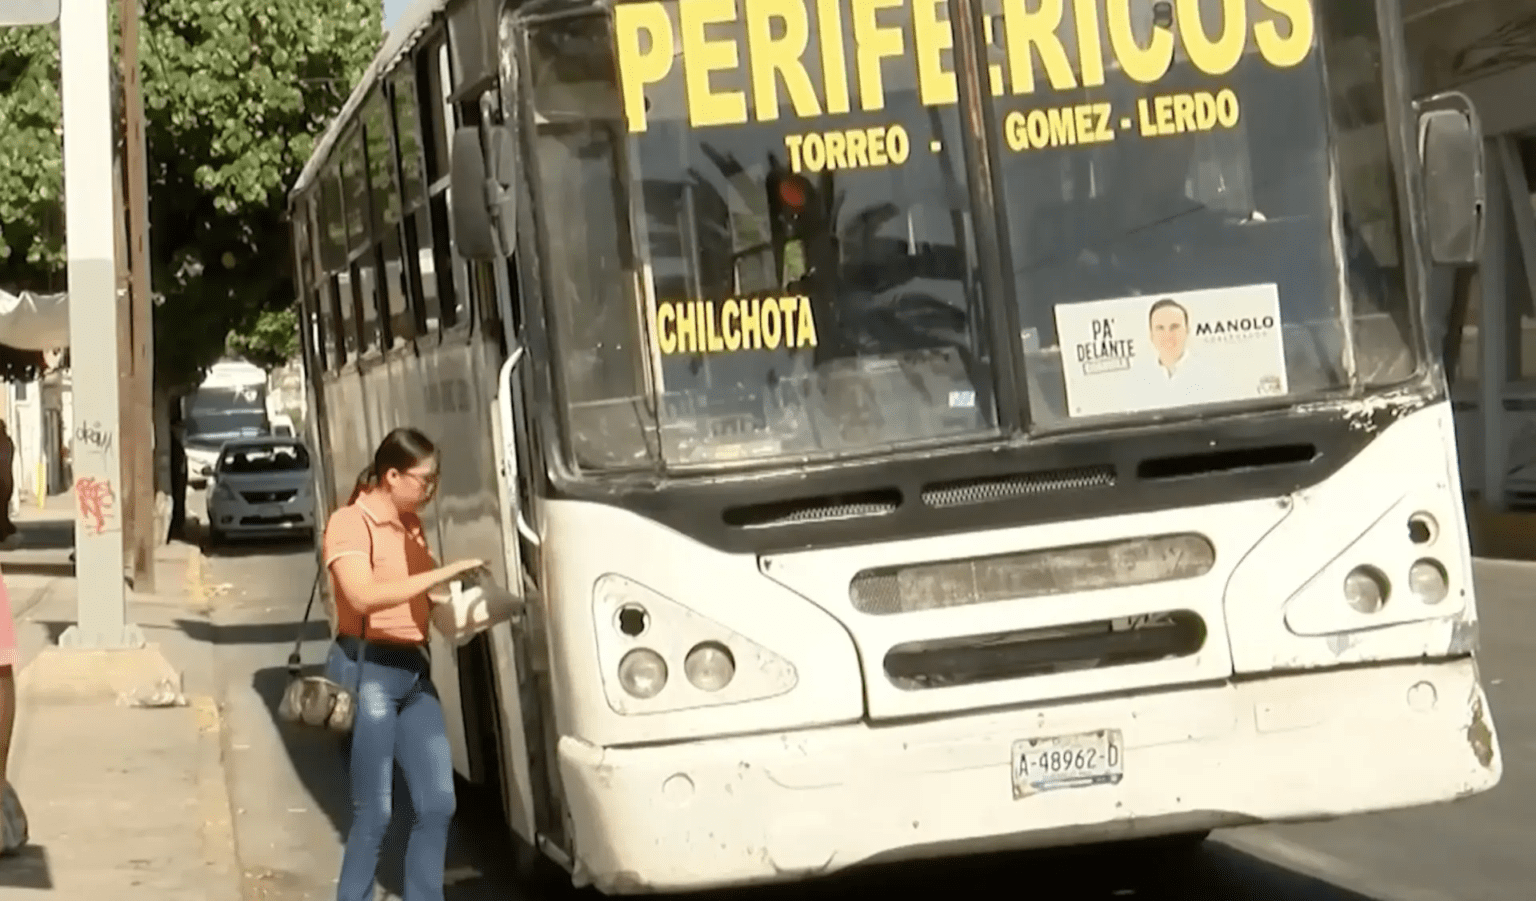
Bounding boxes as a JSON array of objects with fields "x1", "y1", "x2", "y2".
[
  {"x1": 1409, "y1": 559, "x2": 1449, "y2": 605},
  {"x1": 1343, "y1": 566, "x2": 1388, "y2": 613},
  {"x1": 684, "y1": 641, "x2": 734, "y2": 692},
  {"x1": 617, "y1": 649, "x2": 667, "y2": 699}
]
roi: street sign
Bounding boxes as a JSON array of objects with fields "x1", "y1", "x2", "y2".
[{"x1": 0, "y1": 0, "x2": 60, "y2": 26}]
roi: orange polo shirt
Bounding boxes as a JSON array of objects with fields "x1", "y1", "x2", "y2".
[{"x1": 322, "y1": 493, "x2": 438, "y2": 645}]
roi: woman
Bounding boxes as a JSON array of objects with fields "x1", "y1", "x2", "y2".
[{"x1": 323, "y1": 427, "x2": 484, "y2": 901}]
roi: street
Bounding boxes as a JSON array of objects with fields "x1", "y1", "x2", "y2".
[{"x1": 201, "y1": 531, "x2": 1530, "y2": 901}]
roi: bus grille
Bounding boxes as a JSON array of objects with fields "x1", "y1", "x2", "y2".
[
  {"x1": 883, "y1": 611, "x2": 1207, "y2": 690},
  {"x1": 921, "y1": 465, "x2": 1116, "y2": 508},
  {"x1": 849, "y1": 533, "x2": 1215, "y2": 616}
]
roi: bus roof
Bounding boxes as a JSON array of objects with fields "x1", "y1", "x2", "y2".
[{"x1": 290, "y1": 0, "x2": 451, "y2": 202}]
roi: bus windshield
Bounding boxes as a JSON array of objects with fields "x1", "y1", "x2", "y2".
[{"x1": 522, "y1": 0, "x2": 1416, "y2": 471}]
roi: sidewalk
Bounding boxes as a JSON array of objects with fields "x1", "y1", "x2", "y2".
[{"x1": 0, "y1": 497, "x2": 240, "y2": 899}]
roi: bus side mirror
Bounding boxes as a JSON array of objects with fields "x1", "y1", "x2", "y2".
[
  {"x1": 1417, "y1": 91, "x2": 1485, "y2": 268},
  {"x1": 450, "y1": 125, "x2": 518, "y2": 261}
]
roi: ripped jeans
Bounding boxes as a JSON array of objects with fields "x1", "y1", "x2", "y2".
[{"x1": 330, "y1": 636, "x2": 456, "y2": 901}]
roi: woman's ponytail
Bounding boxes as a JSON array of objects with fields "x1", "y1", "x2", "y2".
[{"x1": 346, "y1": 463, "x2": 377, "y2": 505}]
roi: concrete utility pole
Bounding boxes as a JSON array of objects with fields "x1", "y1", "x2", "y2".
[
  {"x1": 58, "y1": 0, "x2": 144, "y2": 649},
  {"x1": 120, "y1": 0, "x2": 155, "y2": 591}
]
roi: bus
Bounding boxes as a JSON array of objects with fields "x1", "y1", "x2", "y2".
[{"x1": 288, "y1": 0, "x2": 1502, "y2": 892}]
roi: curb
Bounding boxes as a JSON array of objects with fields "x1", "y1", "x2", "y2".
[
  {"x1": 194, "y1": 695, "x2": 243, "y2": 901},
  {"x1": 185, "y1": 541, "x2": 209, "y2": 609}
]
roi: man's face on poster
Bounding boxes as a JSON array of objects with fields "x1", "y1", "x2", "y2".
[{"x1": 1150, "y1": 304, "x2": 1189, "y2": 367}]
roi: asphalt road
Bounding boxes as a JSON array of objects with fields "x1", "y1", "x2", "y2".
[{"x1": 198, "y1": 527, "x2": 1530, "y2": 901}]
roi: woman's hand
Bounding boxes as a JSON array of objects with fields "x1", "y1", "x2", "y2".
[{"x1": 446, "y1": 558, "x2": 488, "y2": 579}]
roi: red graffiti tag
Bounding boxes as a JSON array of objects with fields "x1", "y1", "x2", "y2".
[{"x1": 74, "y1": 477, "x2": 115, "y2": 535}]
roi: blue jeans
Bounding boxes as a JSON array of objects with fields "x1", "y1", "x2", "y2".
[{"x1": 329, "y1": 638, "x2": 456, "y2": 901}]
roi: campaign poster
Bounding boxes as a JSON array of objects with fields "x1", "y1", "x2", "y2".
[{"x1": 1052, "y1": 284, "x2": 1288, "y2": 418}]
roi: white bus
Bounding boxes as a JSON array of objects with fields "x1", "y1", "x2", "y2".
[{"x1": 289, "y1": 0, "x2": 1502, "y2": 892}]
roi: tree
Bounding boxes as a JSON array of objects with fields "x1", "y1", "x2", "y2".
[
  {"x1": 227, "y1": 307, "x2": 300, "y2": 370},
  {"x1": 0, "y1": 0, "x2": 379, "y2": 390}
]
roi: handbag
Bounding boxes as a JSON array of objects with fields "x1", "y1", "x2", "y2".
[
  {"x1": 277, "y1": 566, "x2": 366, "y2": 734},
  {"x1": 0, "y1": 780, "x2": 28, "y2": 855},
  {"x1": 429, "y1": 569, "x2": 524, "y2": 647},
  {"x1": 278, "y1": 515, "x2": 377, "y2": 733}
]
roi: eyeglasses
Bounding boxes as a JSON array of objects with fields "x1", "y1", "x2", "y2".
[{"x1": 404, "y1": 469, "x2": 440, "y2": 491}]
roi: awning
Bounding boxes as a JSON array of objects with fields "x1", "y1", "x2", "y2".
[{"x1": 0, "y1": 290, "x2": 69, "y2": 351}]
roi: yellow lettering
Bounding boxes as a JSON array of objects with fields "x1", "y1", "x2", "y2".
[
  {"x1": 1177, "y1": 0, "x2": 1245, "y2": 76},
  {"x1": 740, "y1": 300, "x2": 761, "y2": 348},
  {"x1": 1137, "y1": 89, "x2": 1240, "y2": 136},
  {"x1": 1073, "y1": 104, "x2": 1093, "y2": 143},
  {"x1": 785, "y1": 133, "x2": 805, "y2": 171},
  {"x1": 675, "y1": 300, "x2": 697, "y2": 353},
  {"x1": 1254, "y1": 0, "x2": 1314, "y2": 68},
  {"x1": 1005, "y1": 111, "x2": 1026, "y2": 151},
  {"x1": 1047, "y1": 106, "x2": 1076, "y2": 146},
  {"x1": 1093, "y1": 102, "x2": 1112, "y2": 141},
  {"x1": 761, "y1": 297, "x2": 782, "y2": 348},
  {"x1": 1004, "y1": 0, "x2": 1077, "y2": 94},
  {"x1": 805, "y1": 133, "x2": 826, "y2": 171},
  {"x1": 784, "y1": 124, "x2": 908, "y2": 171},
  {"x1": 825, "y1": 130, "x2": 848, "y2": 170},
  {"x1": 867, "y1": 126, "x2": 889, "y2": 165},
  {"x1": 614, "y1": 3, "x2": 673, "y2": 133},
  {"x1": 744, "y1": 0, "x2": 820, "y2": 121},
  {"x1": 679, "y1": 0, "x2": 747, "y2": 128},
  {"x1": 1028, "y1": 109, "x2": 1049, "y2": 146},
  {"x1": 722, "y1": 300, "x2": 741, "y2": 350},
  {"x1": 656, "y1": 301, "x2": 676, "y2": 354},
  {"x1": 851, "y1": 0, "x2": 906, "y2": 112},
  {"x1": 815, "y1": 0, "x2": 852, "y2": 115},
  {"x1": 1137, "y1": 97, "x2": 1156, "y2": 135},
  {"x1": 846, "y1": 128, "x2": 870, "y2": 166},
  {"x1": 1072, "y1": 0, "x2": 1105, "y2": 87},
  {"x1": 1173, "y1": 93, "x2": 1196, "y2": 132},
  {"x1": 1004, "y1": 103, "x2": 1111, "y2": 151},
  {"x1": 886, "y1": 124, "x2": 909, "y2": 162},
  {"x1": 911, "y1": 0, "x2": 957, "y2": 107},
  {"x1": 1216, "y1": 88, "x2": 1239, "y2": 126},
  {"x1": 795, "y1": 296, "x2": 818, "y2": 347},
  {"x1": 706, "y1": 301, "x2": 726, "y2": 351},
  {"x1": 1195, "y1": 91, "x2": 1218, "y2": 129},
  {"x1": 983, "y1": 14, "x2": 1005, "y2": 96},
  {"x1": 1107, "y1": 2, "x2": 1174, "y2": 84},
  {"x1": 612, "y1": 0, "x2": 1296, "y2": 139}
]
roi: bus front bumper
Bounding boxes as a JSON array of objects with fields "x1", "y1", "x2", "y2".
[{"x1": 556, "y1": 657, "x2": 1500, "y2": 894}]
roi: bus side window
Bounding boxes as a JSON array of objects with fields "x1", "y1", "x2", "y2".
[
  {"x1": 293, "y1": 200, "x2": 330, "y2": 373},
  {"x1": 430, "y1": 39, "x2": 470, "y2": 329},
  {"x1": 364, "y1": 86, "x2": 413, "y2": 348},
  {"x1": 318, "y1": 164, "x2": 351, "y2": 366},
  {"x1": 340, "y1": 127, "x2": 379, "y2": 353},
  {"x1": 411, "y1": 37, "x2": 457, "y2": 334},
  {"x1": 391, "y1": 68, "x2": 436, "y2": 339}
]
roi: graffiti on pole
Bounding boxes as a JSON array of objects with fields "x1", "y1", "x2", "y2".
[
  {"x1": 74, "y1": 476, "x2": 116, "y2": 535},
  {"x1": 73, "y1": 420, "x2": 115, "y2": 457}
]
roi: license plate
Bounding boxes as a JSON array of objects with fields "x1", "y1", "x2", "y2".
[
  {"x1": 260, "y1": 505, "x2": 283, "y2": 518},
  {"x1": 1011, "y1": 729, "x2": 1124, "y2": 799}
]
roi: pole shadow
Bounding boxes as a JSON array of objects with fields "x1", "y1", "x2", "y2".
[{"x1": 0, "y1": 845, "x2": 52, "y2": 889}]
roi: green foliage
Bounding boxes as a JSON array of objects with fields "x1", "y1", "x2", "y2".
[
  {"x1": 227, "y1": 306, "x2": 299, "y2": 370},
  {"x1": 0, "y1": 0, "x2": 379, "y2": 387}
]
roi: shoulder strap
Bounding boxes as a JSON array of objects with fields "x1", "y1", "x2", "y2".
[{"x1": 286, "y1": 567, "x2": 324, "y2": 675}]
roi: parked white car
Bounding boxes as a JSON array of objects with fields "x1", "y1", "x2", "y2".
[{"x1": 203, "y1": 437, "x2": 316, "y2": 545}]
